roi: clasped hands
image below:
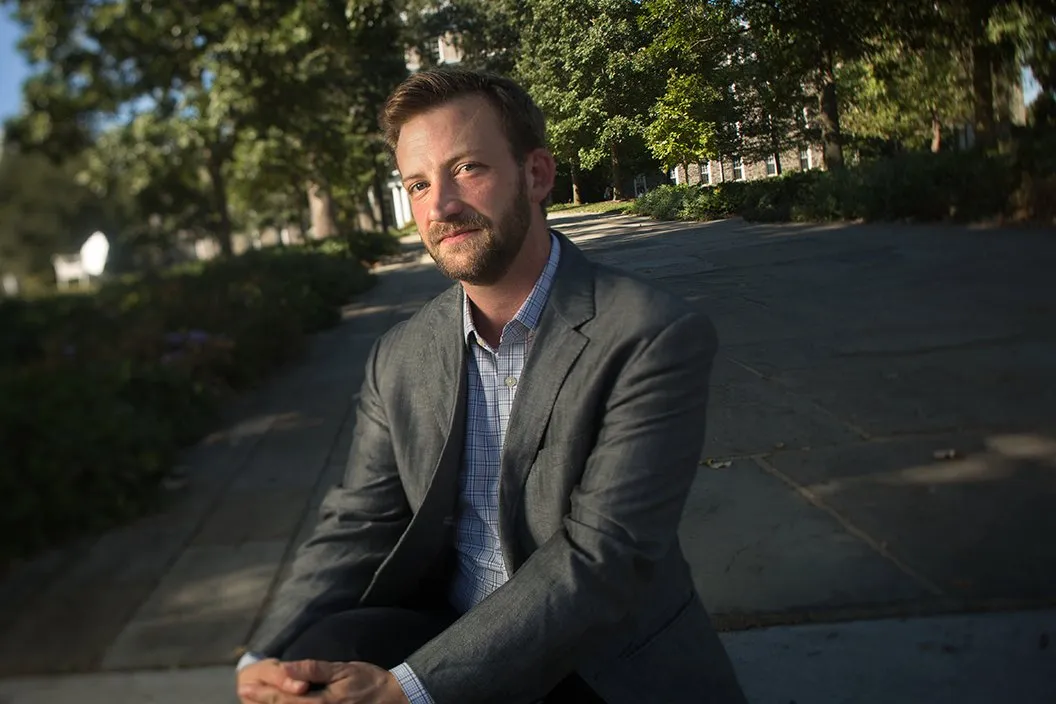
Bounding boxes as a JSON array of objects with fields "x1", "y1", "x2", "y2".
[{"x1": 238, "y1": 658, "x2": 410, "y2": 704}]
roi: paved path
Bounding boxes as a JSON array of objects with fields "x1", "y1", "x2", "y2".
[{"x1": 1, "y1": 213, "x2": 1054, "y2": 701}]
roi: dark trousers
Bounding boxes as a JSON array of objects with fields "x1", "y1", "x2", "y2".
[{"x1": 282, "y1": 607, "x2": 606, "y2": 703}]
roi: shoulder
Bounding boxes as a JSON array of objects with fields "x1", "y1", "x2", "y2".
[
  {"x1": 588, "y1": 259, "x2": 715, "y2": 344},
  {"x1": 372, "y1": 282, "x2": 461, "y2": 363}
]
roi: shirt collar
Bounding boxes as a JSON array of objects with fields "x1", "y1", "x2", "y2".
[{"x1": 463, "y1": 231, "x2": 561, "y2": 345}]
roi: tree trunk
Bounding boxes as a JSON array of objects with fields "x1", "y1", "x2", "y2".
[
  {"x1": 681, "y1": 161, "x2": 690, "y2": 185},
  {"x1": 931, "y1": 109, "x2": 942, "y2": 153},
  {"x1": 817, "y1": 51, "x2": 844, "y2": 170},
  {"x1": 971, "y1": 43, "x2": 995, "y2": 150},
  {"x1": 610, "y1": 143, "x2": 623, "y2": 199},
  {"x1": 720, "y1": 160, "x2": 726, "y2": 182},
  {"x1": 205, "y1": 149, "x2": 234, "y2": 257},
  {"x1": 571, "y1": 162, "x2": 583, "y2": 205},
  {"x1": 372, "y1": 164, "x2": 390, "y2": 234},
  {"x1": 306, "y1": 179, "x2": 339, "y2": 240}
]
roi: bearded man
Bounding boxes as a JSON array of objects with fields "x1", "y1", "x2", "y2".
[{"x1": 235, "y1": 67, "x2": 747, "y2": 704}]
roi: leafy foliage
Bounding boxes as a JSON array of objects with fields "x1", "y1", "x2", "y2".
[
  {"x1": 0, "y1": 245, "x2": 375, "y2": 564},
  {"x1": 515, "y1": 0, "x2": 658, "y2": 197}
]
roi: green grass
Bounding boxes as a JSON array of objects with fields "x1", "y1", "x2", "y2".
[
  {"x1": 395, "y1": 221, "x2": 419, "y2": 236},
  {"x1": 547, "y1": 199, "x2": 633, "y2": 216}
]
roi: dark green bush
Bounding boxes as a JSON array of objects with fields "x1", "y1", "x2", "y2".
[
  {"x1": 0, "y1": 365, "x2": 182, "y2": 562},
  {"x1": 1, "y1": 241, "x2": 375, "y2": 565},
  {"x1": 627, "y1": 184, "x2": 692, "y2": 220},
  {"x1": 631, "y1": 148, "x2": 1042, "y2": 226}
]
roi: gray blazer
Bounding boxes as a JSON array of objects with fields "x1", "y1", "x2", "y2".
[{"x1": 250, "y1": 232, "x2": 746, "y2": 703}]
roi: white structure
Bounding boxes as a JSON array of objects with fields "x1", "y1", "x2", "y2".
[
  {"x1": 80, "y1": 231, "x2": 110, "y2": 276},
  {"x1": 52, "y1": 254, "x2": 89, "y2": 289},
  {"x1": 51, "y1": 231, "x2": 111, "y2": 289}
]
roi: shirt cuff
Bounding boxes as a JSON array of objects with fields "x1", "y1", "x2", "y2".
[
  {"x1": 237, "y1": 651, "x2": 267, "y2": 671},
  {"x1": 390, "y1": 662, "x2": 435, "y2": 704}
]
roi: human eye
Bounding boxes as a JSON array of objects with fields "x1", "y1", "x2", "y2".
[
  {"x1": 407, "y1": 181, "x2": 428, "y2": 194},
  {"x1": 457, "y1": 162, "x2": 482, "y2": 174}
]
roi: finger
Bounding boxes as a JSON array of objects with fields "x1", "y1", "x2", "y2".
[
  {"x1": 281, "y1": 659, "x2": 334, "y2": 685},
  {"x1": 237, "y1": 683, "x2": 277, "y2": 704},
  {"x1": 244, "y1": 658, "x2": 295, "y2": 689},
  {"x1": 238, "y1": 682, "x2": 315, "y2": 704}
]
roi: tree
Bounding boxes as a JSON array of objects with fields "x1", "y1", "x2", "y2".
[
  {"x1": 736, "y1": 0, "x2": 891, "y2": 170},
  {"x1": 6, "y1": 0, "x2": 243, "y2": 254},
  {"x1": 213, "y1": 1, "x2": 407, "y2": 237},
  {"x1": 516, "y1": 0, "x2": 657, "y2": 199},
  {"x1": 840, "y1": 39, "x2": 973, "y2": 152},
  {"x1": 640, "y1": 0, "x2": 741, "y2": 178},
  {"x1": 0, "y1": 147, "x2": 111, "y2": 280},
  {"x1": 408, "y1": 0, "x2": 525, "y2": 75},
  {"x1": 643, "y1": 73, "x2": 721, "y2": 175}
]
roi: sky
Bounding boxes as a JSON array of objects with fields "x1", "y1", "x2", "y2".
[
  {"x1": 0, "y1": 9, "x2": 31, "y2": 124},
  {"x1": 0, "y1": 9, "x2": 1045, "y2": 127}
]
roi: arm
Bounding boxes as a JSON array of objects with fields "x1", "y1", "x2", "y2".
[
  {"x1": 248, "y1": 336, "x2": 412, "y2": 658},
  {"x1": 406, "y1": 312, "x2": 719, "y2": 703}
]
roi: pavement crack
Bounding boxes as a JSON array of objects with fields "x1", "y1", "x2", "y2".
[{"x1": 751, "y1": 455, "x2": 946, "y2": 598}]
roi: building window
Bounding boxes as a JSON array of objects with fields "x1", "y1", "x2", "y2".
[
  {"x1": 700, "y1": 161, "x2": 711, "y2": 185},
  {"x1": 425, "y1": 37, "x2": 442, "y2": 65},
  {"x1": 799, "y1": 146, "x2": 812, "y2": 171},
  {"x1": 733, "y1": 156, "x2": 744, "y2": 181},
  {"x1": 765, "y1": 154, "x2": 777, "y2": 176}
]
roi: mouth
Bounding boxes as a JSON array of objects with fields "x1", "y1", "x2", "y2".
[{"x1": 438, "y1": 228, "x2": 480, "y2": 245}]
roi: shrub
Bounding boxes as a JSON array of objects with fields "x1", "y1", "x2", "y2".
[
  {"x1": 678, "y1": 184, "x2": 740, "y2": 221},
  {"x1": 1, "y1": 241, "x2": 375, "y2": 566},
  {"x1": 631, "y1": 148, "x2": 1040, "y2": 226},
  {"x1": 627, "y1": 184, "x2": 691, "y2": 220},
  {"x1": 0, "y1": 365, "x2": 188, "y2": 562}
]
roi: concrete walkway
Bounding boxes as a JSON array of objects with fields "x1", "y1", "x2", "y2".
[{"x1": 2, "y1": 212, "x2": 1054, "y2": 701}]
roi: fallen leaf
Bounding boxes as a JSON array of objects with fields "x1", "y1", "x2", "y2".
[
  {"x1": 933, "y1": 448, "x2": 958, "y2": 460},
  {"x1": 702, "y1": 458, "x2": 733, "y2": 469}
]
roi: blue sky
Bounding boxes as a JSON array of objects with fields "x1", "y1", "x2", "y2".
[{"x1": 0, "y1": 9, "x2": 31, "y2": 123}]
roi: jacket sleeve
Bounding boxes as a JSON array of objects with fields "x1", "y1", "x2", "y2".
[
  {"x1": 405, "y1": 311, "x2": 719, "y2": 703},
  {"x1": 248, "y1": 336, "x2": 411, "y2": 657}
]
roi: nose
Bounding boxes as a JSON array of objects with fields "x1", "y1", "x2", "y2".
[{"x1": 426, "y1": 176, "x2": 465, "y2": 223}]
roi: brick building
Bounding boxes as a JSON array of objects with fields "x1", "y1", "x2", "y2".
[{"x1": 670, "y1": 143, "x2": 824, "y2": 187}]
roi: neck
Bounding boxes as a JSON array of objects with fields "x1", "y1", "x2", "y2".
[{"x1": 463, "y1": 224, "x2": 551, "y2": 347}]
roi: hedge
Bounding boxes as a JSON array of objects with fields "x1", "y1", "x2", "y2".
[
  {"x1": 0, "y1": 239, "x2": 380, "y2": 566},
  {"x1": 628, "y1": 140, "x2": 1055, "y2": 227}
]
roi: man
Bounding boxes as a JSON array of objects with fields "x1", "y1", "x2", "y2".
[{"x1": 236, "y1": 68, "x2": 747, "y2": 704}]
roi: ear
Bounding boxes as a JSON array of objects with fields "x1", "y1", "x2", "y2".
[{"x1": 524, "y1": 148, "x2": 557, "y2": 207}]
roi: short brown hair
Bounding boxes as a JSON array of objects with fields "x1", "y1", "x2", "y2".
[{"x1": 381, "y1": 68, "x2": 547, "y2": 162}]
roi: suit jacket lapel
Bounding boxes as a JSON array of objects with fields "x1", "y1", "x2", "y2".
[
  {"x1": 499, "y1": 234, "x2": 596, "y2": 571},
  {"x1": 419, "y1": 284, "x2": 466, "y2": 435},
  {"x1": 361, "y1": 286, "x2": 466, "y2": 605}
]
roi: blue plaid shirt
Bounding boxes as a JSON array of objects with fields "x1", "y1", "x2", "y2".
[{"x1": 391, "y1": 233, "x2": 561, "y2": 703}]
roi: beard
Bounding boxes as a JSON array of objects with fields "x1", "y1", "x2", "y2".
[{"x1": 424, "y1": 173, "x2": 532, "y2": 286}]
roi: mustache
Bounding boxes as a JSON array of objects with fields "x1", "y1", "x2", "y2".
[{"x1": 430, "y1": 213, "x2": 492, "y2": 242}]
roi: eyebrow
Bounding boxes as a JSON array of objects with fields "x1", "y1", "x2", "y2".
[{"x1": 401, "y1": 151, "x2": 483, "y2": 185}]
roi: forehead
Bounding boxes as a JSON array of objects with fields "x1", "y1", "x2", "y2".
[{"x1": 395, "y1": 94, "x2": 510, "y2": 171}]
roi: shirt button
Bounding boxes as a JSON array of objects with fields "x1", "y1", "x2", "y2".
[{"x1": 505, "y1": 376, "x2": 518, "y2": 388}]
